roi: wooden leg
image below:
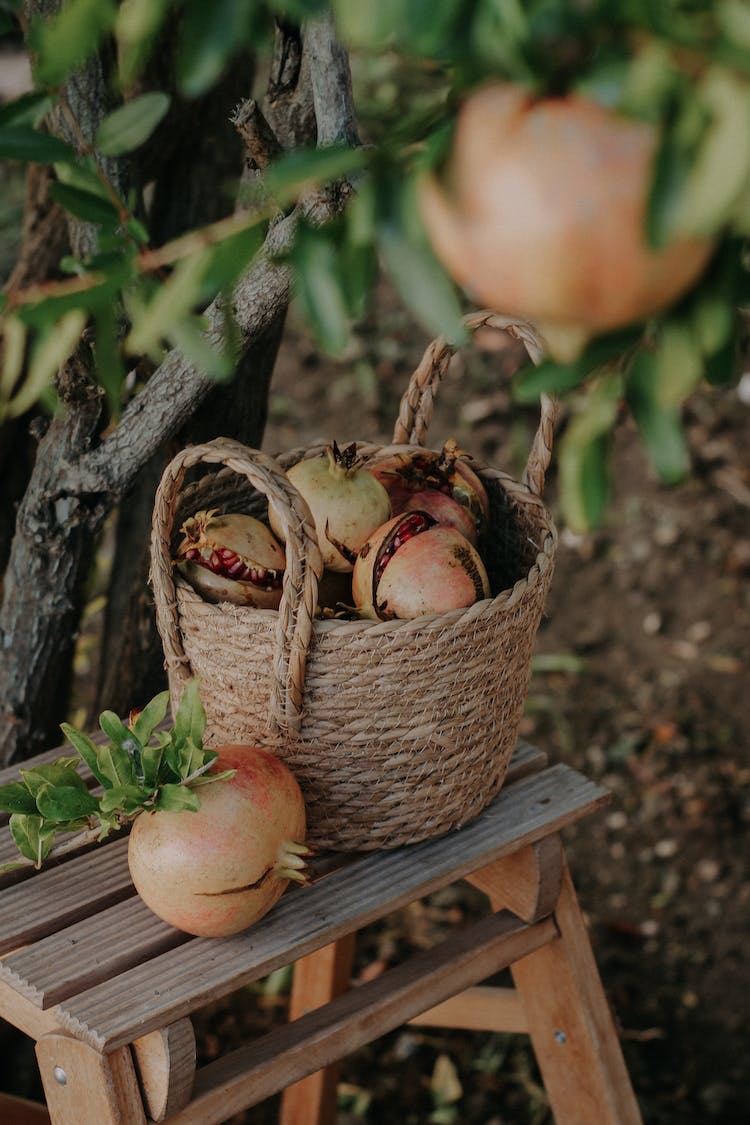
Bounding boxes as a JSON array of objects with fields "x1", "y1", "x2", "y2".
[
  {"x1": 279, "y1": 933, "x2": 357, "y2": 1125},
  {"x1": 510, "y1": 859, "x2": 643, "y2": 1125},
  {"x1": 35, "y1": 1033, "x2": 146, "y2": 1125}
]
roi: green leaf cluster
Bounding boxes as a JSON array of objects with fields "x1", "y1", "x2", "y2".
[
  {"x1": 2, "y1": 0, "x2": 750, "y2": 528},
  {"x1": 0, "y1": 681, "x2": 232, "y2": 870}
]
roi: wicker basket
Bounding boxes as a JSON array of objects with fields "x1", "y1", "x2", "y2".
[{"x1": 150, "y1": 311, "x2": 558, "y2": 851}]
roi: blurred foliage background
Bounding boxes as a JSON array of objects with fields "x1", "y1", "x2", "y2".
[{"x1": 1, "y1": 0, "x2": 749, "y2": 531}]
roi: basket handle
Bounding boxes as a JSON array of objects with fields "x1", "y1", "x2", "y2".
[
  {"x1": 150, "y1": 438, "x2": 323, "y2": 737},
  {"x1": 391, "y1": 310, "x2": 558, "y2": 498}
]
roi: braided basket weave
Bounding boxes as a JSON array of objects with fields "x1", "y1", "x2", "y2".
[{"x1": 150, "y1": 311, "x2": 557, "y2": 851}]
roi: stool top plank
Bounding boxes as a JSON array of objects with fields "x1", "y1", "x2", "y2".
[{"x1": 41, "y1": 762, "x2": 606, "y2": 1053}]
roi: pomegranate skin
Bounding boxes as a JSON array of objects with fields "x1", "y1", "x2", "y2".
[
  {"x1": 419, "y1": 83, "x2": 714, "y2": 359},
  {"x1": 128, "y1": 745, "x2": 306, "y2": 937},
  {"x1": 403, "y1": 489, "x2": 479, "y2": 545},
  {"x1": 368, "y1": 442, "x2": 489, "y2": 532},
  {"x1": 353, "y1": 514, "x2": 490, "y2": 621},
  {"x1": 272, "y1": 444, "x2": 392, "y2": 573}
]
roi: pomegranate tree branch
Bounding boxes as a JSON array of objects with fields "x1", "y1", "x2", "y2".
[
  {"x1": 306, "y1": 9, "x2": 360, "y2": 147},
  {"x1": 57, "y1": 18, "x2": 360, "y2": 505}
]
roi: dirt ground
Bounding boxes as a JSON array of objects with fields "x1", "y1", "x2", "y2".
[{"x1": 1, "y1": 284, "x2": 748, "y2": 1124}]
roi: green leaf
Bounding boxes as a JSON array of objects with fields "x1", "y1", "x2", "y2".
[
  {"x1": 291, "y1": 223, "x2": 350, "y2": 356},
  {"x1": 95, "y1": 92, "x2": 171, "y2": 156},
  {"x1": 558, "y1": 375, "x2": 622, "y2": 532},
  {"x1": 98, "y1": 785, "x2": 148, "y2": 816},
  {"x1": 167, "y1": 316, "x2": 235, "y2": 381},
  {"x1": 652, "y1": 321, "x2": 703, "y2": 406},
  {"x1": 265, "y1": 146, "x2": 368, "y2": 205},
  {"x1": 94, "y1": 307, "x2": 127, "y2": 419},
  {"x1": 154, "y1": 784, "x2": 201, "y2": 813},
  {"x1": 0, "y1": 315, "x2": 26, "y2": 409},
  {"x1": 48, "y1": 183, "x2": 120, "y2": 227},
  {"x1": 96, "y1": 744, "x2": 139, "y2": 790},
  {"x1": 59, "y1": 723, "x2": 109, "y2": 786},
  {"x1": 5, "y1": 310, "x2": 86, "y2": 420},
  {"x1": 0, "y1": 92, "x2": 53, "y2": 129},
  {"x1": 30, "y1": 0, "x2": 117, "y2": 87},
  {"x1": 513, "y1": 326, "x2": 642, "y2": 404},
  {"x1": 130, "y1": 690, "x2": 170, "y2": 746},
  {"x1": 9, "y1": 814, "x2": 55, "y2": 867},
  {"x1": 626, "y1": 348, "x2": 691, "y2": 484},
  {"x1": 379, "y1": 227, "x2": 468, "y2": 346},
  {"x1": 100, "y1": 710, "x2": 145, "y2": 784},
  {"x1": 332, "y1": 0, "x2": 401, "y2": 47},
  {"x1": 140, "y1": 744, "x2": 165, "y2": 791},
  {"x1": 198, "y1": 224, "x2": 266, "y2": 301},
  {"x1": 176, "y1": 0, "x2": 260, "y2": 99},
  {"x1": 125, "y1": 251, "x2": 209, "y2": 357},
  {"x1": 0, "y1": 782, "x2": 38, "y2": 816},
  {"x1": 671, "y1": 68, "x2": 750, "y2": 239},
  {"x1": 0, "y1": 126, "x2": 73, "y2": 165},
  {"x1": 53, "y1": 158, "x2": 113, "y2": 201},
  {"x1": 116, "y1": 0, "x2": 172, "y2": 86},
  {"x1": 35, "y1": 784, "x2": 99, "y2": 823},
  {"x1": 20, "y1": 760, "x2": 88, "y2": 799},
  {"x1": 166, "y1": 737, "x2": 206, "y2": 783},
  {"x1": 171, "y1": 680, "x2": 206, "y2": 751}
]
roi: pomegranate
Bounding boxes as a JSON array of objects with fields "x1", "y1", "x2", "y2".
[
  {"x1": 128, "y1": 744, "x2": 309, "y2": 937},
  {"x1": 419, "y1": 83, "x2": 715, "y2": 361},
  {"x1": 271, "y1": 441, "x2": 391, "y2": 572},
  {"x1": 402, "y1": 489, "x2": 478, "y2": 545},
  {"x1": 367, "y1": 439, "x2": 488, "y2": 538},
  {"x1": 175, "y1": 509, "x2": 285, "y2": 608},
  {"x1": 352, "y1": 511, "x2": 490, "y2": 621}
]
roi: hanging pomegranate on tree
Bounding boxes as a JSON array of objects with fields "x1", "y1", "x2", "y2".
[{"x1": 418, "y1": 83, "x2": 715, "y2": 361}]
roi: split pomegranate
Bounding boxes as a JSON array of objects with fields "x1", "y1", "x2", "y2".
[
  {"x1": 352, "y1": 510, "x2": 490, "y2": 621},
  {"x1": 128, "y1": 744, "x2": 308, "y2": 937},
  {"x1": 271, "y1": 441, "x2": 391, "y2": 572},
  {"x1": 367, "y1": 439, "x2": 488, "y2": 538},
  {"x1": 419, "y1": 83, "x2": 715, "y2": 360},
  {"x1": 175, "y1": 509, "x2": 285, "y2": 608}
]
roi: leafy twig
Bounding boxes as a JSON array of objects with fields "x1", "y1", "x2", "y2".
[{"x1": 0, "y1": 680, "x2": 232, "y2": 870}]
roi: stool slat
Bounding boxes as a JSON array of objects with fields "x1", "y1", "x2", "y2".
[
  {"x1": 0, "y1": 838, "x2": 134, "y2": 955},
  {"x1": 169, "y1": 910, "x2": 559, "y2": 1125},
  {"x1": 1, "y1": 895, "x2": 187, "y2": 1008}
]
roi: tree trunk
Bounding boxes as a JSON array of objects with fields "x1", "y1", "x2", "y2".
[
  {"x1": 94, "y1": 309, "x2": 287, "y2": 717},
  {"x1": 0, "y1": 10, "x2": 359, "y2": 766},
  {"x1": 0, "y1": 348, "x2": 106, "y2": 764},
  {"x1": 1, "y1": 165, "x2": 70, "y2": 576}
]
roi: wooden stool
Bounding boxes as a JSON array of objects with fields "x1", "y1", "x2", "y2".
[{"x1": 0, "y1": 741, "x2": 642, "y2": 1124}]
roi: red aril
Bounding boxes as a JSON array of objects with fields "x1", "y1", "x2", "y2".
[
  {"x1": 175, "y1": 509, "x2": 285, "y2": 608},
  {"x1": 128, "y1": 745, "x2": 308, "y2": 937}
]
